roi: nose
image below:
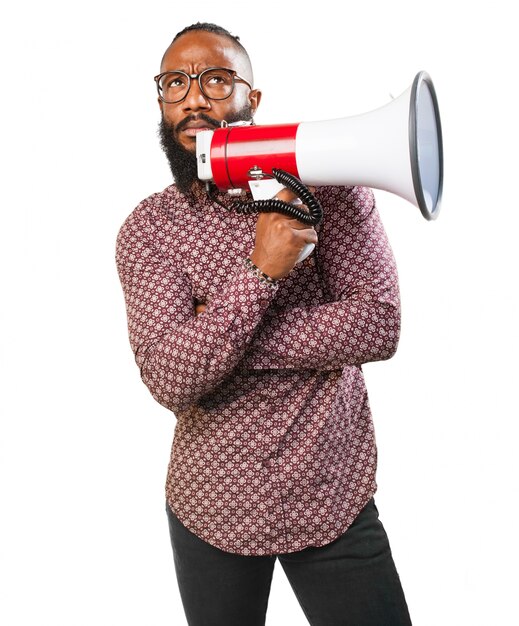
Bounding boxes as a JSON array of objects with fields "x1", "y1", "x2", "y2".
[{"x1": 181, "y1": 78, "x2": 211, "y2": 112}]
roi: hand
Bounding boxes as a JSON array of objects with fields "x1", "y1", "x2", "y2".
[
  {"x1": 249, "y1": 187, "x2": 318, "y2": 280},
  {"x1": 194, "y1": 301, "x2": 207, "y2": 315}
]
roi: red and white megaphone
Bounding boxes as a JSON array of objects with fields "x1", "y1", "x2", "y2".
[{"x1": 196, "y1": 71, "x2": 443, "y2": 221}]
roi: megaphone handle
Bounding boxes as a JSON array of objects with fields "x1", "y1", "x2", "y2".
[
  {"x1": 248, "y1": 179, "x2": 286, "y2": 201},
  {"x1": 248, "y1": 180, "x2": 316, "y2": 264},
  {"x1": 297, "y1": 243, "x2": 316, "y2": 263},
  {"x1": 290, "y1": 197, "x2": 315, "y2": 262}
]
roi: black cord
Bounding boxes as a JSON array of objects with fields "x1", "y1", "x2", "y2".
[
  {"x1": 233, "y1": 169, "x2": 322, "y2": 226},
  {"x1": 205, "y1": 169, "x2": 323, "y2": 226}
]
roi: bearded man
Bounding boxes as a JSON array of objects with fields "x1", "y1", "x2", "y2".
[{"x1": 116, "y1": 22, "x2": 412, "y2": 626}]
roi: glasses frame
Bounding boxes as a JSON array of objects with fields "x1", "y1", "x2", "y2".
[{"x1": 154, "y1": 67, "x2": 253, "y2": 104}]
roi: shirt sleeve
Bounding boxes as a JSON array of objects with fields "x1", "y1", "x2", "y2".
[
  {"x1": 115, "y1": 202, "x2": 279, "y2": 415},
  {"x1": 239, "y1": 186, "x2": 401, "y2": 371}
]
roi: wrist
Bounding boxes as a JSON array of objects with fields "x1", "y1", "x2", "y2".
[
  {"x1": 244, "y1": 257, "x2": 280, "y2": 288},
  {"x1": 248, "y1": 252, "x2": 285, "y2": 281}
]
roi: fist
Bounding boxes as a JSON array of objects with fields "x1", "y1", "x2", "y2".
[{"x1": 249, "y1": 187, "x2": 318, "y2": 280}]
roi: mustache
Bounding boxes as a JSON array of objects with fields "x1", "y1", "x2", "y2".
[{"x1": 175, "y1": 113, "x2": 221, "y2": 133}]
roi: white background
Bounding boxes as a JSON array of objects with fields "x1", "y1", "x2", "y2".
[{"x1": 1, "y1": 1, "x2": 518, "y2": 624}]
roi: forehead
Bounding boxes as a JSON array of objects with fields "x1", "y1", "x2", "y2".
[{"x1": 161, "y1": 31, "x2": 245, "y2": 74}]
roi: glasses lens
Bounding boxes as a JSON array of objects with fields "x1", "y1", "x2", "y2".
[
  {"x1": 158, "y1": 72, "x2": 190, "y2": 102},
  {"x1": 200, "y1": 69, "x2": 234, "y2": 100}
]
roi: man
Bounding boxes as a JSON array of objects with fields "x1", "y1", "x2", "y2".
[{"x1": 116, "y1": 22, "x2": 412, "y2": 626}]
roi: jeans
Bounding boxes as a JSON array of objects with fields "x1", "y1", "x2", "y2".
[{"x1": 165, "y1": 498, "x2": 412, "y2": 626}]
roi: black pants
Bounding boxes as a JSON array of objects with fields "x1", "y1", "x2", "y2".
[{"x1": 166, "y1": 498, "x2": 412, "y2": 626}]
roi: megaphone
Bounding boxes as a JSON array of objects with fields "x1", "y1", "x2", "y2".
[{"x1": 196, "y1": 71, "x2": 443, "y2": 221}]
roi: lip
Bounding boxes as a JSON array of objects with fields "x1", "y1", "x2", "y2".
[
  {"x1": 182, "y1": 126, "x2": 215, "y2": 137},
  {"x1": 180, "y1": 119, "x2": 218, "y2": 137}
]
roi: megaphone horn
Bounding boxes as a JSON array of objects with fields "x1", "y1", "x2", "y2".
[{"x1": 196, "y1": 71, "x2": 443, "y2": 220}]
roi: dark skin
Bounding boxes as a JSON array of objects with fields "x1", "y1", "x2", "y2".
[{"x1": 158, "y1": 31, "x2": 318, "y2": 314}]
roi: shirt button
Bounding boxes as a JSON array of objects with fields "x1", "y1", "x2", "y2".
[{"x1": 262, "y1": 458, "x2": 273, "y2": 468}]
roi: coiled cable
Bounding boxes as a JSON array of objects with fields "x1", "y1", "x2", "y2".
[
  {"x1": 206, "y1": 168, "x2": 323, "y2": 226},
  {"x1": 233, "y1": 168, "x2": 322, "y2": 226}
]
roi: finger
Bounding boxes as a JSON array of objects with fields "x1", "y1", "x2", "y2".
[
  {"x1": 289, "y1": 215, "x2": 314, "y2": 228},
  {"x1": 308, "y1": 229, "x2": 319, "y2": 244},
  {"x1": 275, "y1": 185, "x2": 316, "y2": 202},
  {"x1": 293, "y1": 226, "x2": 318, "y2": 244},
  {"x1": 275, "y1": 188, "x2": 298, "y2": 203}
]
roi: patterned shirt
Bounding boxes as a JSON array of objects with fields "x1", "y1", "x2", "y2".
[{"x1": 115, "y1": 182, "x2": 400, "y2": 556}]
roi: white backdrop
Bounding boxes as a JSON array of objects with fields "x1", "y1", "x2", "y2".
[{"x1": 1, "y1": 1, "x2": 518, "y2": 624}]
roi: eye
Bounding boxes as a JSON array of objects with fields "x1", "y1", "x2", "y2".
[
  {"x1": 168, "y1": 77, "x2": 186, "y2": 87},
  {"x1": 162, "y1": 73, "x2": 188, "y2": 90},
  {"x1": 202, "y1": 71, "x2": 232, "y2": 87},
  {"x1": 206, "y1": 74, "x2": 226, "y2": 85}
]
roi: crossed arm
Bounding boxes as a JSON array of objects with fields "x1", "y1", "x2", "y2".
[{"x1": 116, "y1": 187, "x2": 400, "y2": 414}]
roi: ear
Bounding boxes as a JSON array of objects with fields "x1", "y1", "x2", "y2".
[
  {"x1": 157, "y1": 97, "x2": 164, "y2": 114},
  {"x1": 249, "y1": 89, "x2": 262, "y2": 116}
]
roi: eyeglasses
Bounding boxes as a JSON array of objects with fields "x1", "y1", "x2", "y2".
[{"x1": 154, "y1": 67, "x2": 253, "y2": 104}]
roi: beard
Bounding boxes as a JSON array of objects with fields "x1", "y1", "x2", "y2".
[{"x1": 158, "y1": 104, "x2": 254, "y2": 195}]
